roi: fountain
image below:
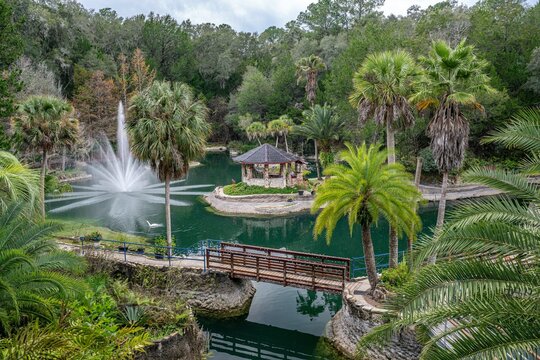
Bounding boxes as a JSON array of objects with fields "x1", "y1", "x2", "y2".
[{"x1": 46, "y1": 102, "x2": 212, "y2": 229}]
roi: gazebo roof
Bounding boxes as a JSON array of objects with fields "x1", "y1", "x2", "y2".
[{"x1": 233, "y1": 143, "x2": 304, "y2": 165}]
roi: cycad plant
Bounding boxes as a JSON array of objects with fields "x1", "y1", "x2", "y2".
[
  {"x1": 128, "y1": 81, "x2": 210, "y2": 257},
  {"x1": 0, "y1": 203, "x2": 85, "y2": 334},
  {"x1": 312, "y1": 143, "x2": 421, "y2": 290},
  {"x1": 349, "y1": 49, "x2": 418, "y2": 268},
  {"x1": 358, "y1": 109, "x2": 540, "y2": 359},
  {"x1": 295, "y1": 104, "x2": 346, "y2": 180},
  {"x1": 411, "y1": 40, "x2": 493, "y2": 231},
  {"x1": 12, "y1": 96, "x2": 80, "y2": 218},
  {"x1": 0, "y1": 151, "x2": 39, "y2": 213}
]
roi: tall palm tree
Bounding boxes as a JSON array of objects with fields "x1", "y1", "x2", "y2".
[
  {"x1": 312, "y1": 143, "x2": 421, "y2": 291},
  {"x1": 349, "y1": 50, "x2": 418, "y2": 268},
  {"x1": 0, "y1": 203, "x2": 85, "y2": 334},
  {"x1": 411, "y1": 40, "x2": 493, "y2": 231},
  {"x1": 128, "y1": 81, "x2": 210, "y2": 257},
  {"x1": 295, "y1": 104, "x2": 345, "y2": 180},
  {"x1": 245, "y1": 121, "x2": 267, "y2": 145},
  {"x1": 267, "y1": 115, "x2": 292, "y2": 152},
  {"x1": 358, "y1": 110, "x2": 540, "y2": 359},
  {"x1": 0, "y1": 152, "x2": 39, "y2": 213},
  {"x1": 12, "y1": 96, "x2": 79, "y2": 219},
  {"x1": 296, "y1": 55, "x2": 326, "y2": 106}
]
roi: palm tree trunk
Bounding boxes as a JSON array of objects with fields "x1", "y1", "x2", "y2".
[
  {"x1": 284, "y1": 134, "x2": 289, "y2": 153},
  {"x1": 314, "y1": 139, "x2": 321, "y2": 180},
  {"x1": 386, "y1": 121, "x2": 399, "y2": 268},
  {"x1": 39, "y1": 149, "x2": 48, "y2": 219},
  {"x1": 430, "y1": 171, "x2": 449, "y2": 264},
  {"x1": 257, "y1": 138, "x2": 262, "y2": 145},
  {"x1": 165, "y1": 175, "x2": 172, "y2": 259},
  {"x1": 62, "y1": 147, "x2": 66, "y2": 171},
  {"x1": 361, "y1": 222, "x2": 378, "y2": 291},
  {"x1": 275, "y1": 136, "x2": 279, "y2": 147}
]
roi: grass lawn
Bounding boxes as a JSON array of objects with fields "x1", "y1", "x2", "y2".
[
  {"x1": 223, "y1": 182, "x2": 300, "y2": 196},
  {"x1": 52, "y1": 218, "x2": 149, "y2": 244}
]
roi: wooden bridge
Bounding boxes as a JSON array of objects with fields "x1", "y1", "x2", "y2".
[{"x1": 205, "y1": 242, "x2": 350, "y2": 293}]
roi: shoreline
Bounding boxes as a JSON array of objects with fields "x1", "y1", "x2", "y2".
[{"x1": 204, "y1": 183, "x2": 509, "y2": 217}]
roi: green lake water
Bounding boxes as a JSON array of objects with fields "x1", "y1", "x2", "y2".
[{"x1": 47, "y1": 152, "x2": 438, "y2": 359}]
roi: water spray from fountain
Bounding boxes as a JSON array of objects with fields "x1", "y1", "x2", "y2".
[{"x1": 46, "y1": 102, "x2": 213, "y2": 225}]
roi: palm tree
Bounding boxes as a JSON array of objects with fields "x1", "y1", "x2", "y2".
[
  {"x1": 358, "y1": 110, "x2": 540, "y2": 359},
  {"x1": 245, "y1": 121, "x2": 267, "y2": 145},
  {"x1": 295, "y1": 104, "x2": 345, "y2": 180},
  {"x1": 267, "y1": 115, "x2": 293, "y2": 152},
  {"x1": 12, "y1": 96, "x2": 79, "y2": 218},
  {"x1": 0, "y1": 152, "x2": 39, "y2": 213},
  {"x1": 349, "y1": 50, "x2": 418, "y2": 268},
  {"x1": 296, "y1": 55, "x2": 326, "y2": 106},
  {"x1": 312, "y1": 143, "x2": 421, "y2": 291},
  {"x1": 0, "y1": 203, "x2": 85, "y2": 334},
  {"x1": 411, "y1": 40, "x2": 493, "y2": 231},
  {"x1": 128, "y1": 81, "x2": 210, "y2": 257}
]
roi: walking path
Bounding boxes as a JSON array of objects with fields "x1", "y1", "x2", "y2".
[
  {"x1": 204, "y1": 182, "x2": 512, "y2": 216},
  {"x1": 58, "y1": 242, "x2": 205, "y2": 269}
]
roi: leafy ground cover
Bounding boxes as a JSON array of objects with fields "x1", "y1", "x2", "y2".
[{"x1": 223, "y1": 182, "x2": 299, "y2": 195}]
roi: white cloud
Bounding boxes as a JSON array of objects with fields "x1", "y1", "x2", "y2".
[{"x1": 78, "y1": 0, "x2": 536, "y2": 32}]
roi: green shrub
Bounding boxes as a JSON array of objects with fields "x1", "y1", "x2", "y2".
[
  {"x1": 153, "y1": 234, "x2": 175, "y2": 255},
  {"x1": 223, "y1": 182, "x2": 298, "y2": 195},
  {"x1": 45, "y1": 174, "x2": 72, "y2": 194},
  {"x1": 380, "y1": 262, "x2": 410, "y2": 291},
  {"x1": 86, "y1": 231, "x2": 102, "y2": 241}
]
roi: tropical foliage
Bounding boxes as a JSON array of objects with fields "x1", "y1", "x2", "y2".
[
  {"x1": 312, "y1": 143, "x2": 421, "y2": 290},
  {"x1": 0, "y1": 203, "x2": 85, "y2": 334},
  {"x1": 296, "y1": 55, "x2": 327, "y2": 105},
  {"x1": 359, "y1": 109, "x2": 540, "y2": 359},
  {"x1": 349, "y1": 49, "x2": 418, "y2": 268},
  {"x1": 412, "y1": 40, "x2": 493, "y2": 230},
  {"x1": 128, "y1": 81, "x2": 210, "y2": 255},
  {"x1": 295, "y1": 104, "x2": 346, "y2": 179},
  {"x1": 0, "y1": 151, "x2": 39, "y2": 213},
  {"x1": 11, "y1": 96, "x2": 79, "y2": 218}
]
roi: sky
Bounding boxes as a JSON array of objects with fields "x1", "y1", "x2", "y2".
[{"x1": 78, "y1": 0, "x2": 536, "y2": 33}]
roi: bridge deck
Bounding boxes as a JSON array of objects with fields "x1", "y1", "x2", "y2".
[{"x1": 205, "y1": 243, "x2": 350, "y2": 293}]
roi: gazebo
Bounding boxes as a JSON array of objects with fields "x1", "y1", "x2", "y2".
[{"x1": 233, "y1": 143, "x2": 305, "y2": 188}]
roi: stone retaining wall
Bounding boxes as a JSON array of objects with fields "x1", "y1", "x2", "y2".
[
  {"x1": 136, "y1": 324, "x2": 206, "y2": 360},
  {"x1": 326, "y1": 282, "x2": 421, "y2": 359}
]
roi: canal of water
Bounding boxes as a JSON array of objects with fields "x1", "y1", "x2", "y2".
[{"x1": 48, "y1": 152, "x2": 438, "y2": 359}]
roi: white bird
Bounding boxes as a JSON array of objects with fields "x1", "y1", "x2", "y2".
[{"x1": 146, "y1": 220, "x2": 163, "y2": 228}]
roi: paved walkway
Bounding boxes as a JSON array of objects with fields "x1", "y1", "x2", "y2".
[{"x1": 58, "y1": 242, "x2": 204, "y2": 269}]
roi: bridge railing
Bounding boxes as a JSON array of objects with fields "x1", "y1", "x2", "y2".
[
  {"x1": 351, "y1": 251, "x2": 406, "y2": 278},
  {"x1": 206, "y1": 246, "x2": 348, "y2": 292},
  {"x1": 73, "y1": 237, "x2": 221, "y2": 269}
]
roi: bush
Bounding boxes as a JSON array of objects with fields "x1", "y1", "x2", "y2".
[
  {"x1": 45, "y1": 174, "x2": 72, "y2": 194},
  {"x1": 380, "y1": 262, "x2": 410, "y2": 291},
  {"x1": 153, "y1": 234, "x2": 175, "y2": 255},
  {"x1": 223, "y1": 182, "x2": 298, "y2": 195},
  {"x1": 86, "y1": 231, "x2": 102, "y2": 241}
]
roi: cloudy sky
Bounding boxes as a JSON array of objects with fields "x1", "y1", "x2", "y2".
[{"x1": 78, "y1": 0, "x2": 535, "y2": 33}]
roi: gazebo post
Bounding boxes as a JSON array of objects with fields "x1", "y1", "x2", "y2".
[
  {"x1": 297, "y1": 162, "x2": 304, "y2": 184},
  {"x1": 241, "y1": 164, "x2": 246, "y2": 182},
  {"x1": 280, "y1": 164, "x2": 286, "y2": 187},
  {"x1": 264, "y1": 164, "x2": 270, "y2": 188}
]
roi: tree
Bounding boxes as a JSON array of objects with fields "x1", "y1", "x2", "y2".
[
  {"x1": 296, "y1": 55, "x2": 326, "y2": 106},
  {"x1": 128, "y1": 81, "x2": 210, "y2": 257},
  {"x1": 245, "y1": 121, "x2": 267, "y2": 145},
  {"x1": 0, "y1": 151, "x2": 39, "y2": 212},
  {"x1": 525, "y1": 47, "x2": 540, "y2": 96},
  {"x1": 312, "y1": 143, "x2": 421, "y2": 291},
  {"x1": 295, "y1": 104, "x2": 345, "y2": 179},
  {"x1": 0, "y1": 203, "x2": 84, "y2": 334},
  {"x1": 0, "y1": 0, "x2": 22, "y2": 119},
  {"x1": 12, "y1": 96, "x2": 79, "y2": 218},
  {"x1": 359, "y1": 109, "x2": 540, "y2": 359},
  {"x1": 411, "y1": 40, "x2": 493, "y2": 232},
  {"x1": 233, "y1": 66, "x2": 273, "y2": 118},
  {"x1": 349, "y1": 49, "x2": 418, "y2": 268},
  {"x1": 73, "y1": 70, "x2": 117, "y2": 140},
  {"x1": 130, "y1": 48, "x2": 156, "y2": 96},
  {"x1": 267, "y1": 115, "x2": 292, "y2": 151},
  {"x1": 14, "y1": 57, "x2": 62, "y2": 100}
]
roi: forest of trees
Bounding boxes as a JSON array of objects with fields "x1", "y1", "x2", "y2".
[{"x1": 1, "y1": 0, "x2": 539, "y2": 173}]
